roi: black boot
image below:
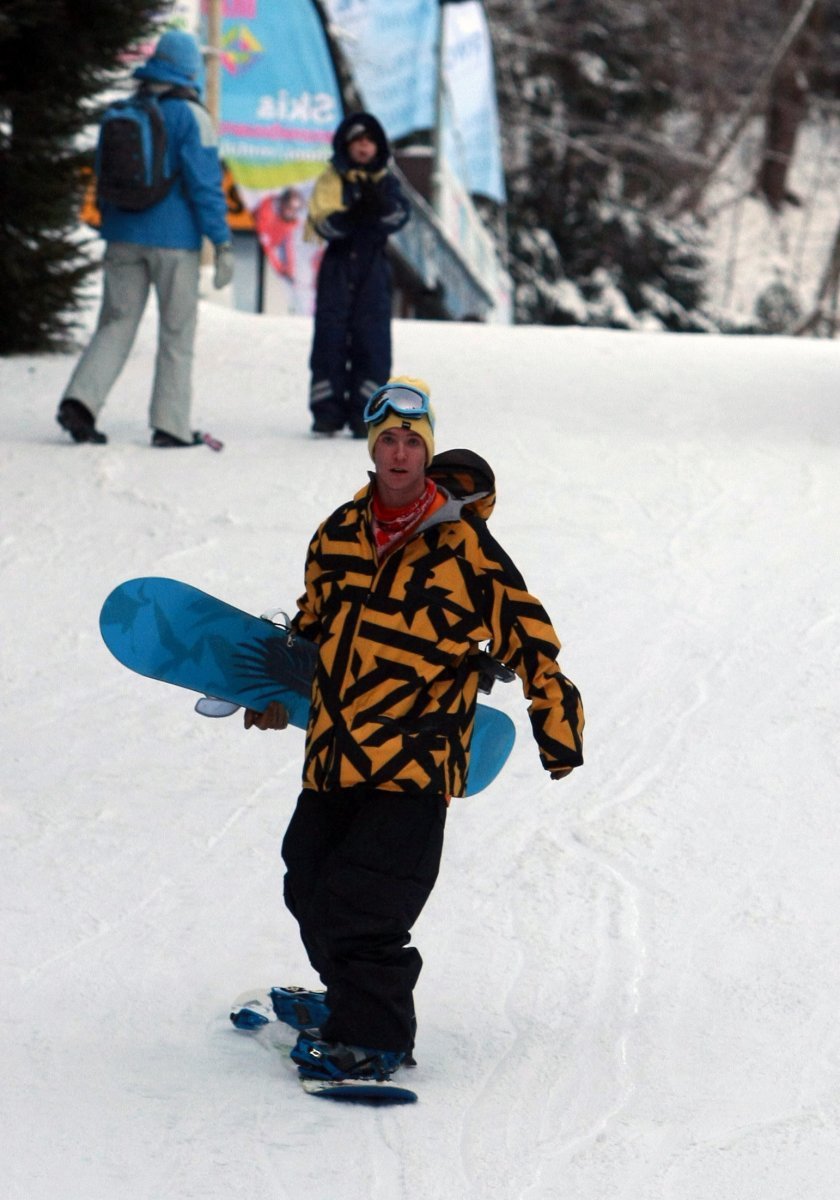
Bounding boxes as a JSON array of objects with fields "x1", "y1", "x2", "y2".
[
  {"x1": 151, "y1": 429, "x2": 201, "y2": 447},
  {"x1": 57, "y1": 398, "x2": 108, "y2": 444},
  {"x1": 311, "y1": 417, "x2": 342, "y2": 437}
]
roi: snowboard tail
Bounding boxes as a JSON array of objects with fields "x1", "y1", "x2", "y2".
[
  {"x1": 300, "y1": 1076, "x2": 417, "y2": 1104},
  {"x1": 99, "y1": 576, "x2": 315, "y2": 727}
]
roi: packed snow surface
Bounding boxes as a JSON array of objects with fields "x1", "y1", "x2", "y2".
[{"x1": 2, "y1": 300, "x2": 839, "y2": 1199}]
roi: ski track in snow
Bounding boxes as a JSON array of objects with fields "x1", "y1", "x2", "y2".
[{"x1": 2, "y1": 303, "x2": 840, "y2": 1198}]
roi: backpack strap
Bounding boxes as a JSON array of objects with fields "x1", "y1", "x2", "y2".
[{"x1": 137, "y1": 82, "x2": 203, "y2": 108}]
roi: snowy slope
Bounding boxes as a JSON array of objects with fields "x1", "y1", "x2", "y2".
[{"x1": 2, "y1": 300, "x2": 839, "y2": 1199}]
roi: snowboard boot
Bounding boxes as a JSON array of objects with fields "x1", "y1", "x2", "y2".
[
  {"x1": 291, "y1": 1033, "x2": 405, "y2": 1083},
  {"x1": 57, "y1": 398, "x2": 108, "y2": 444},
  {"x1": 229, "y1": 986, "x2": 329, "y2": 1034},
  {"x1": 269, "y1": 986, "x2": 329, "y2": 1033}
]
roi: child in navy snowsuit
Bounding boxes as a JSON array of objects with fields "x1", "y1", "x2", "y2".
[{"x1": 305, "y1": 113, "x2": 410, "y2": 437}]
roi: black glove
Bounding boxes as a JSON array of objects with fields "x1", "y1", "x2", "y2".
[
  {"x1": 352, "y1": 178, "x2": 386, "y2": 219},
  {"x1": 472, "y1": 651, "x2": 516, "y2": 695}
]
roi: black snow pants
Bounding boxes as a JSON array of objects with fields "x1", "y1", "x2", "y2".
[{"x1": 281, "y1": 787, "x2": 447, "y2": 1054}]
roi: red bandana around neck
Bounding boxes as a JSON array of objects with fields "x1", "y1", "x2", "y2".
[{"x1": 371, "y1": 477, "x2": 439, "y2": 559}]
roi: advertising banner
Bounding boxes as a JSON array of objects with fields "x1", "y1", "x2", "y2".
[
  {"x1": 215, "y1": 0, "x2": 343, "y2": 196},
  {"x1": 206, "y1": 0, "x2": 344, "y2": 313},
  {"x1": 322, "y1": 0, "x2": 437, "y2": 141},
  {"x1": 323, "y1": 0, "x2": 505, "y2": 202},
  {"x1": 440, "y1": 1, "x2": 504, "y2": 204}
]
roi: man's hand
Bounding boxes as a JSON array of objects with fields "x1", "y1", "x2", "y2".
[
  {"x1": 244, "y1": 700, "x2": 290, "y2": 731},
  {"x1": 213, "y1": 243, "x2": 234, "y2": 289}
]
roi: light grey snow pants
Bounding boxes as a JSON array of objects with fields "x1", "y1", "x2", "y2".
[{"x1": 63, "y1": 242, "x2": 200, "y2": 442}]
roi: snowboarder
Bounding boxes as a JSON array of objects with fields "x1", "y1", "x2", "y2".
[
  {"x1": 243, "y1": 375, "x2": 584, "y2": 1088},
  {"x1": 56, "y1": 31, "x2": 232, "y2": 448},
  {"x1": 305, "y1": 112, "x2": 410, "y2": 438}
]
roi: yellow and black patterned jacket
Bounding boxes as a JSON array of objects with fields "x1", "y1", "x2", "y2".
[{"x1": 292, "y1": 451, "x2": 584, "y2": 797}]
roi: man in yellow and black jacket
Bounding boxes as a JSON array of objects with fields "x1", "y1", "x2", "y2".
[{"x1": 244, "y1": 377, "x2": 583, "y2": 1087}]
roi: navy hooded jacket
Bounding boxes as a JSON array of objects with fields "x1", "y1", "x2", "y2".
[{"x1": 307, "y1": 113, "x2": 410, "y2": 394}]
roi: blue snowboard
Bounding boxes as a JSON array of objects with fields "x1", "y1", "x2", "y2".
[
  {"x1": 99, "y1": 577, "x2": 515, "y2": 796},
  {"x1": 299, "y1": 1076, "x2": 417, "y2": 1104}
]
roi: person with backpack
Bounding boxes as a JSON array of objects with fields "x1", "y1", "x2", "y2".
[
  {"x1": 57, "y1": 30, "x2": 232, "y2": 448},
  {"x1": 305, "y1": 113, "x2": 410, "y2": 438},
  {"x1": 237, "y1": 376, "x2": 585, "y2": 1087}
]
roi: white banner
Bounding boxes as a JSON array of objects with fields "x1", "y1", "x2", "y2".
[
  {"x1": 440, "y1": 1, "x2": 504, "y2": 203},
  {"x1": 323, "y1": 0, "x2": 505, "y2": 202}
]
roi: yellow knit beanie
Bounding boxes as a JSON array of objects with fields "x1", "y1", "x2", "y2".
[{"x1": 367, "y1": 376, "x2": 435, "y2": 465}]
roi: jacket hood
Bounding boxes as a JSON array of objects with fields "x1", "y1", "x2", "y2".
[
  {"x1": 427, "y1": 449, "x2": 496, "y2": 521},
  {"x1": 134, "y1": 30, "x2": 205, "y2": 93},
  {"x1": 332, "y1": 111, "x2": 391, "y2": 175}
]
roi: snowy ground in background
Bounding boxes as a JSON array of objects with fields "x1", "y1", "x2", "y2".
[{"x1": 2, "y1": 298, "x2": 840, "y2": 1199}]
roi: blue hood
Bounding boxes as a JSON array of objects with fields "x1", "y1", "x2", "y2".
[{"x1": 134, "y1": 30, "x2": 204, "y2": 93}]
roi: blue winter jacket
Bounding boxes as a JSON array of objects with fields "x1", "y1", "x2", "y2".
[
  {"x1": 101, "y1": 91, "x2": 231, "y2": 250},
  {"x1": 99, "y1": 91, "x2": 229, "y2": 251},
  {"x1": 100, "y1": 29, "x2": 228, "y2": 250}
]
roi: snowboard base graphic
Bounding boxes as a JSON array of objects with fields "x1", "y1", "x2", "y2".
[{"x1": 99, "y1": 577, "x2": 516, "y2": 795}]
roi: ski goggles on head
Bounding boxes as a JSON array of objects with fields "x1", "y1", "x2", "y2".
[{"x1": 362, "y1": 383, "x2": 434, "y2": 428}]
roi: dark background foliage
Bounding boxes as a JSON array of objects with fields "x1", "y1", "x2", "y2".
[
  {"x1": 0, "y1": 0, "x2": 168, "y2": 353},
  {"x1": 3, "y1": 0, "x2": 840, "y2": 351},
  {"x1": 484, "y1": 0, "x2": 840, "y2": 328}
]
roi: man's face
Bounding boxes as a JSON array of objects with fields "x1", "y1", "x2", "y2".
[
  {"x1": 373, "y1": 426, "x2": 428, "y2": 503},
  {"x1": 347, "y1": 134, "x2": 377, "y2": 165}
]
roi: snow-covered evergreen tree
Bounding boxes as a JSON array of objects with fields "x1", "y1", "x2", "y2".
[
  {"x1": 484, "y1": 0, "x2": 840, "y2": 329},
  {"x1": 485, "y1": 0, "x2": 717, "y2": 328},
  {"x1": 0, "y1": 0, "x2": 169, "y2": 354}
]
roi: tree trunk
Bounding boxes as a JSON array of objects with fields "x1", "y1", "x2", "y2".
[
  {"x1": 794, "y1": 216, "x2": 840, "y2": 337},
  {"x1": 754, "y1": 0, "x2": 823, "y2": 211}
]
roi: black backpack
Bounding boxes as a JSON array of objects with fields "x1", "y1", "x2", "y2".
[{"x1": 95, "y1": 87, "x2": 195, "y2": 211}]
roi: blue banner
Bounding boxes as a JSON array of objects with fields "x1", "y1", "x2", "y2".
[{"x1": 440, "y1": 1, "x2": 505, "y2": 203}]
